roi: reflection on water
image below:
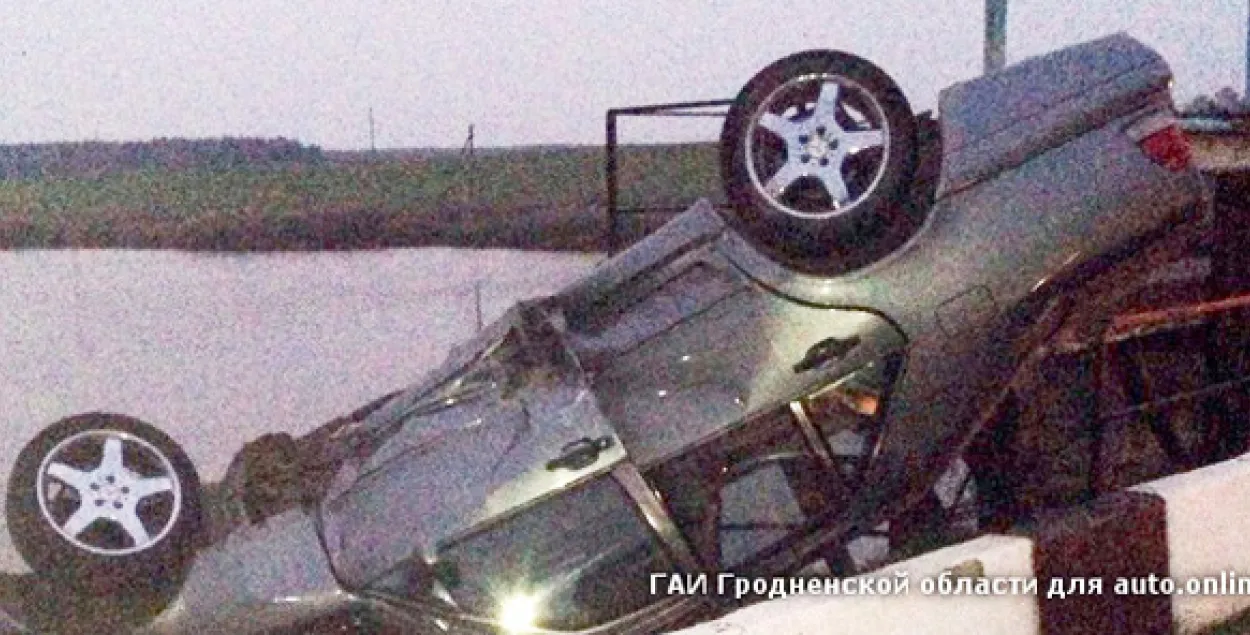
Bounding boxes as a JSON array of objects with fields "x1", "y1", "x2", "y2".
[{"x1": 0, "y1": 248, "x2": 600, "y2": 572}]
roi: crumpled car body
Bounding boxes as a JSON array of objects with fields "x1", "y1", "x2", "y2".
[{"x1": 0, "y1": 33, "x2": 1212, "y2": 634}]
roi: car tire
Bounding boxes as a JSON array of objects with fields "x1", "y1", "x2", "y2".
[
  {"x1": 5, "y1": 413, "x2": 202, "y2": 595},
  {"x1": 720, "y1": 50, "x2": 920, "y2": 273}
]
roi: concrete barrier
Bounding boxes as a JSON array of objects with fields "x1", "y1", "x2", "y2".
[
  {"x1": 673, "y1": 454, "x2": 1250, "y2": 635},
  {"x1": 1133, "y1": 456, "x2": 1250, "y2": 633}
]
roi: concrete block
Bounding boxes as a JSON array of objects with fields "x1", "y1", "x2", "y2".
[
  {"x1": 1028, "y1": 491, "x2": 1170, "y2": 635},
  {"x1": 1132, "y1": 455, "x2": 1250, "y2": 633}
]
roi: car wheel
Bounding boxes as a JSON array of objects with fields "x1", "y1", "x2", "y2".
[
  {"x1": 720, "y1": 50, "x2": 920, "y2": 273},
  {"x1": 5, "y1": 413, "x2": 202, "y2": 594}
]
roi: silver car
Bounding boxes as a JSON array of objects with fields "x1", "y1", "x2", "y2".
[{"x1": 0, "y1": 33, "x2": 1212, "y2": 634}]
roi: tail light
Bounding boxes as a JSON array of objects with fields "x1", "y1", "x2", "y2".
[{"x1": 1126, "y1": 113, "x2": 1192, "y2": 171}]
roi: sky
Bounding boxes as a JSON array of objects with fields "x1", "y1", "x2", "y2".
[{"x1": 1, "y1": 1, "x2": 1246, "y2": 150}]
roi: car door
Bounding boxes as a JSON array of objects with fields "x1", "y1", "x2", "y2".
[
  {"x1": 318, "y1": 308, "x2": 630, "y2": 590},
  {"x1": 560, "y1": 240, "x2": 906, "y2": 472},
  {"x1": 347, "y1": 459, "x2": 714, "y2": 635}
]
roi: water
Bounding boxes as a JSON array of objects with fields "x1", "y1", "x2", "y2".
[{"x1": 0, "y1": 248, "x2": 602, "y2": 572}]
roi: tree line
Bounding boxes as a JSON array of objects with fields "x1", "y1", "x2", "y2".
[{"x1": 0, "y1": 137, "x2": 325, "y2": 180}]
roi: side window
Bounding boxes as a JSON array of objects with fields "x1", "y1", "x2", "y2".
[
  {"x1": 432, "y1": 476, "x2": 675, "y2": 632},
  {"x1": 647, "y1": 409, "x2": 845, "y2": 571},
  {"x1": 803, "y1": 356, "x2": 900, "y2": 479},
  {"x1": 715, "y1": 451, "x2": 830, "y2": 568},
  {"x1": 647, "y1": 357, "x2": 902, "y2": 572}
]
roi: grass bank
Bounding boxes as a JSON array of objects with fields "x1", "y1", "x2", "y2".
[{"x1": 0, "y1": 143, "x2": 722, "y2": 251}]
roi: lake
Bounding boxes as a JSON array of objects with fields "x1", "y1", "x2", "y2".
[{"x1": 0, "y1": 247, "x2": 602, "y2": 572}]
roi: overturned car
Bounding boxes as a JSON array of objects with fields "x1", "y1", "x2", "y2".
[{"x1": 0, "y1": 33, "x2": 1219, "y2": 633}]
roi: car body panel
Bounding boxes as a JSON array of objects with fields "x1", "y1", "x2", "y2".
[
  {"x1": 557, "y1": 213, "x2": 907, "y2": 467},
  {"x1": 937, "y1": 32, "x2": 1173, "y2": 197},
  {"x1": 317, "y1": 302, "x2": 627, "y2": 588}
]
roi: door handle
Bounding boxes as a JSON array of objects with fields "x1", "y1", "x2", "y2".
[
  {"x1": 794, "y1": 336, "x2": 861, "y2": 373},
  {"x1": 546, "y1": 436, "x2": 615, "y2": 471}
]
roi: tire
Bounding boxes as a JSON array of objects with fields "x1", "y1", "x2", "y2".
[
  {"x1": 6, "y1": 413, "x2": 202, "y2": 595},
  {"x1": 720, "y1": 50, "x2": 920, "y2": 273}
]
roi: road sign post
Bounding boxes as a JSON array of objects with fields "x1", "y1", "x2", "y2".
[{"x1": 985, "y1": 0, "x2": 1008, "y2": 74}]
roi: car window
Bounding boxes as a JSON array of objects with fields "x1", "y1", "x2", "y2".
[
  {"x1": 431, "y1": 476, "x2": 675, "y2": 632},
  {"x1": 804, "y1": 357, "x2": 899, "y2": 476},
  {"x1": 717, "y1": 456, "x2": 814, "y2": 568},
  {"x1": 357, "y1": 302, "x2": 577, "y2": 445},
  {"x1": 644, "y1": 406, "x2": 837, "y2": 571},
  {"x1": 647, "y1": 356, "x2": 901, "y2": 572}
]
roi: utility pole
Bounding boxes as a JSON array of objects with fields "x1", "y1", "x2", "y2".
[
  {"x1": 985, "y1": 0, "x2": 1008, "y2": 74},
  {"x1": 368, "y1": 106, "x2": 377, "y2": 154},
  {"x1": 462, "y1": 124, "x2": 475, "y2": 157},
  {"x1": 461, "y1": 124, "x2": 477, "y2": 201}
]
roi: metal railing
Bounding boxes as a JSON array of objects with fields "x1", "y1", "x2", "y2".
[{"x1": 604, "y1": 99, "x2": 732, "y2": 252}]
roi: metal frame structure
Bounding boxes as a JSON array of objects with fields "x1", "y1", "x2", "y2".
[{"x1": 603, "y1": 99, "x2": 732, "y2": 252}]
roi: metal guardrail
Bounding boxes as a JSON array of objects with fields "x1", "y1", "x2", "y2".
[
  {"x1": 604, "y1": 99, "x2": 732, "y2": 252},
  {"x1": 1180, "y1": 115, "x2": 1250, "y2": 172}
]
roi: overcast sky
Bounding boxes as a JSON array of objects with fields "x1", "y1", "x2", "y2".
[{"x1": 1, "y1": 1, "x2": 1245, "y2": 149}]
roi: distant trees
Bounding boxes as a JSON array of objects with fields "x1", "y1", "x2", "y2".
[
  {"x1": 1183, "y1": 87, "x2": 1250, "y2": 118},
  {"x1": 0, "y1": 137, "x2": 325, "y2": 180}
]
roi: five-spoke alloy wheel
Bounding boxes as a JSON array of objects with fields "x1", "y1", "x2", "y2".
[
  {"x1": 6, "y1": 413, "x2": 201, "y2": 594},
  {"x1": 721, "y1": 50, "x2": 919, "y2": 272}
]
